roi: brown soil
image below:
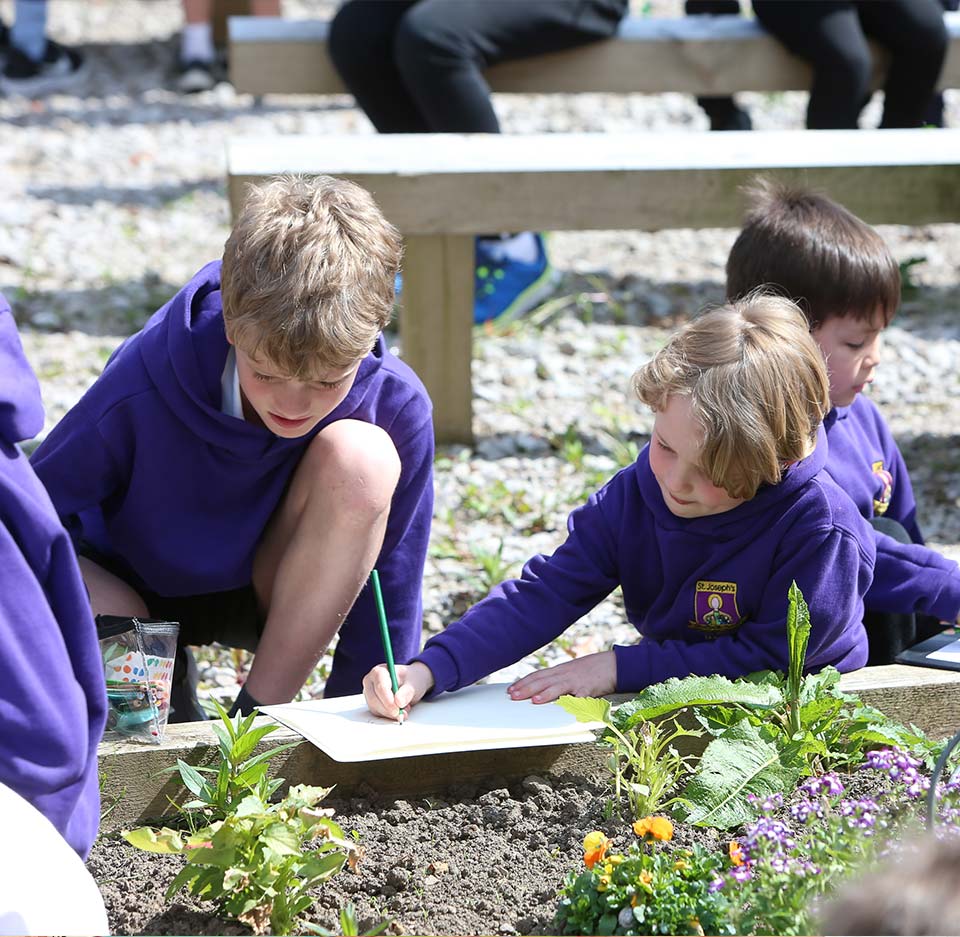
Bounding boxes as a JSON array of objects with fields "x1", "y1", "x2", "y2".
[{"x1": 88, "y1": 768, "x2": 891, "y2": 936}]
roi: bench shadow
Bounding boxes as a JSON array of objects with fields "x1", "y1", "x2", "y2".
[
  {"x1": 26, "y1": 177, "x2": 224, "y2": 208},
  {"x1": 10, "y1": 279, "x2": 184, "y2": 338},
  {"x1": 3, "y1": 38, "x2": 351, "y2": 130}
]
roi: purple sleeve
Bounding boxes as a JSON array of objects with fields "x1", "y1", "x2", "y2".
[
  {"x1": 416, "y1": 491, "x2": 621, "y2": 695},
  {"x1": 0, "y1": 529, "x2": 102, "y2": 858},
  {"x1": 613, "y1": 525, "x2": 872, "y2": 691},
  {"x1": 29, "y1": 412, "x2": 122, "y2": 544},
  {"x1": 869, "y1": 531, "x2": 960, "y2": 622},
  {"x1": 323, "y1": 405, "x2": 435, "y2": 697}
]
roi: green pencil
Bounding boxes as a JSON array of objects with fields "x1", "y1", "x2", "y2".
[{"x1": 370, "y1": 568, "x2": 404, "y2": 724}]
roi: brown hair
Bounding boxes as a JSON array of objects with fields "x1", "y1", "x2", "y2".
[
  {"x1": 726, "y1": 177, "x2": 900, "y2": 329},
  {"x1": 633, "y1": 292, "x2": 830, "y2": 500},
  {"x1": 221, "y1": 174, "x2": 402, "y2": 377}
]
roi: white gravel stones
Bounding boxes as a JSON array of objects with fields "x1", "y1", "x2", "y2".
[{"x1": 4, "y1": 0, "x2": 959, "y2": 699}]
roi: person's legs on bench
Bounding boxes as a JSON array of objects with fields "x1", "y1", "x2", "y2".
[
  {"x1": 685, "y1": 0, "x2": 753, "y2": 131},
  {"x1": 330, "y1": 0, "x2": 628, "y2": 323},
  {"x1": 856, "y1": 0, "x2": 948, "y2": 128},
  {"x1": 752, "y1": 0, "x2": 872, "y2": 129}
]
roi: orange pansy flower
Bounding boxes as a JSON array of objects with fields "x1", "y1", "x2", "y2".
[{"x1": 632, "y1": 816, "x2": 674, "y2": 842}]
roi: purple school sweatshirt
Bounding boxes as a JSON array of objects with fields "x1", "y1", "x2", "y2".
[
  {"x1": 31, "y1": 262, "x2": 434, "y2": 696},
  {"x1": 824, "y1": 396, "x2": 922, "y2": 541},
  {"x1": 825, "y1": 396, "x2": 960, "y2": 621},
  {"x1": 417, "y1": 429, "x2": 874, "y2": 695},
  {"x1": 0, "y1": 295, "x2": 106, "y2": 858}
]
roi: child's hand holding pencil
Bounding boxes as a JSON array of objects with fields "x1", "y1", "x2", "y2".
[
  {"x1": 367, "y1": 568, "x2": 434, "y2": 722},
  {"x1": 363, "y1": 660, "x2": 435, "y2": 722}
]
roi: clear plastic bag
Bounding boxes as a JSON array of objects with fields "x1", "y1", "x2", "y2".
[{"x1": 97, "y1": 616, "x2": 179, "y2": 744}]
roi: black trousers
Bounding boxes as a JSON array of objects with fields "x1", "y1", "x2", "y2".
[
  {"x1": 751, "y1": 0, "x2": 948, "y2": 129},
  {"x1": 864, "y1": 516, "x2": 944, "y2": 666},
  {"x1": 328, "y1": 0, "x2": 627, "y2": 133}
]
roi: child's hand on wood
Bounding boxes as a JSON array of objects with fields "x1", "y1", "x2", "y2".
[
  {"x1": 507, "y1": 650, "x2": 617, "y2": 704},
  {"x1": 363, "y1": 661, "x2": 435, "y2": 721}
]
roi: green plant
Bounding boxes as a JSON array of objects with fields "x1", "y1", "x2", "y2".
[
  {"x1": 125, "y1": 784, "x2": 359, "y2": 936},
  {"x1": 899, "y1": 255, "x2": 927, "y2": 298},
  {"x1": 582, "y1": 584, "x2": 940, "y2": 828},
  {"x1": 167, "y1": 700, "x2": 298, "y2": 821},
  {"x1": 470, "y1": 538, "x2": 517, "y2": 594},
  {"x1": 304, "y1": 902, "x2": 390, "y2": 936},
  {"x1": 555, "y1": 822, "x2": 735, "y2": 936},
  {"x1": 553, "y1": 422, "x2": 587, "y2": 471},
  {"x1": 559, "y1": 696, "x2": 700, "y2": 819}
]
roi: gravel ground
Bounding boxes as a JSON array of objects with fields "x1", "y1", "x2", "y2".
[{"x1": 4, "y1": 0, "x2": 960, "y2": 698}]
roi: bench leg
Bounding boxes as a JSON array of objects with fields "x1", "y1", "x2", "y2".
[{"x1": 400, "y1": 235, "x2": 474, "y2": 446}]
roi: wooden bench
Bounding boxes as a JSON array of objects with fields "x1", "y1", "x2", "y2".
[
  {"x1": 98, "y1": 663, "x2": 960, "y2": 830},
  {"x1": 227, "y1": 127, "x2": 960, "y2": 443},
  {"x1": 228, "y1": 12, "x2": 960, "y2": 98}
]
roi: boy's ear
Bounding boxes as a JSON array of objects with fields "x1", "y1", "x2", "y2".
[{"x1": 224, "y1": 323, "x2": 235, "y2": 346}]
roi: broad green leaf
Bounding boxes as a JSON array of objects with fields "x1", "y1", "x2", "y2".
[
  {"x1": 786, "y1": 582, "x2": 811, "y2": 694},
  {"x1": 231, "y1": 723, "x2": 281, "y2": 764},
  {"x1": 166, "y1": 862, "x2": 203, "y2": 899},
  {"x1": 676, "y1": 719, "x2": 800, "y2": 829},
  {"x1": 234, "y1": 794, "x2": 268, "y2": 817},
  {"x1": 556, "y1": 696, "x2": 610, "y2": 725},
  {"x1": 798, "y1": 667, "x2": 842, "y2": 704},
  {"x1": 261, "y1": 821, "x2": 302, "y2": 856},
  {"x1": 237, "y1": 741, "x2": 300, "y2": 776},
  {"x1": 615, "y1": 675, "x2": 782, "y2": 726},
  {"x1": 122, "y1": 825, "x2": 185, "y2": 854},
  {"x1": 212, "y1": 722, "x2": 233, "y2": 761},
  {"x1": 300, "y1": 850, "x2": 347, "y2": 884},
  {"x1": 176, "y1": 759, "x2": 212, "y2": 799}
]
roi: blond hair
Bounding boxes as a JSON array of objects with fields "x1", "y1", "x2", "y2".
[
  {"x1": 633, "y1": 293, "x2": 830, "y2": 500},
  {"x1": 221, "y1": 174, "x2": 402, "y2": 377}
]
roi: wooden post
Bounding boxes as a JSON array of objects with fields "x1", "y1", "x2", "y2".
[
  {"x1": 400, "y1": 235, "x2": 475, "y2": 445},
  {"x1": 214, "y1": 0, "x2": 252, "y2": 46}
]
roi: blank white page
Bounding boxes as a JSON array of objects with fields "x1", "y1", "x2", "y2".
[{"x1": 260, "y1": 683, "x2": 602, "y2": 763}]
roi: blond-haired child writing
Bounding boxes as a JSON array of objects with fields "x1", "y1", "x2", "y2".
[{"x1": 365, "y1": 294, "x2": 875, "y2": 718}]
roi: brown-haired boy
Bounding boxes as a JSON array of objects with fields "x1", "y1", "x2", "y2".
[
  {"x1": 31, "y1": 174, "x2": 435, "y2": 719},
  {"x1": 727, "y1": 178, "x2": 960, "y2": 663}
]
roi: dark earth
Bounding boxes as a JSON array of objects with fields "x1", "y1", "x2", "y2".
[{"x1": 88, "y1": 766, "x2": 890, "y2": 936}]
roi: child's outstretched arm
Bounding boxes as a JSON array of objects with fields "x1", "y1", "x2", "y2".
[
  {"x1": 363, "y1": 661, "x2": 435, "y2": 720},
  {"x1": 415, "y1": 480, "x2": 624, "y2": 697},
  {"x1": 507, "y1": 650, "x2": 617, "y2": 704}
]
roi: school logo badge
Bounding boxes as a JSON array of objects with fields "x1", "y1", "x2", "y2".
[
  {"x1": 871, "y1": 460, "x2": 894, "y2": 516},
  {"x1": 690, "y1": 580, "x2": 742, "y2": 634}
]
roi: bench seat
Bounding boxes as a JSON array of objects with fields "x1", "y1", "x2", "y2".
[
  {"x1": 228, "y1": 127, "x2": 960, "y2": 443},
  {"x1": 229, "y1": 12, "x2": 960, "y2": 98}
]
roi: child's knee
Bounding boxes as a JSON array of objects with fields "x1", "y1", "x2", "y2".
[{"x1": 299, "y1": 420, "x2": 401, "y2": 519}]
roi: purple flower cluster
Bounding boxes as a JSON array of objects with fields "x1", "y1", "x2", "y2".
[
  {"x1": 837, "y1": 797, "x2": 880, "y2": 832},
  {"x1": 861, "y1": 748, "x2": 929, "y2": 798}
]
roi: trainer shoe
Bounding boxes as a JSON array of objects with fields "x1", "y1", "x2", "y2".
[
  {"x1": 177, "y1": 57, "x2": 216, "y2": 94},
  {"x1": 0, "y1": 40, "x2": 87, "y2": 97},
  {"x1": 474, "y1": 232, "x2": 560, "y2": 325}
]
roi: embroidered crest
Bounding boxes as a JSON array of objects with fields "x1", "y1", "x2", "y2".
[
  {"x1": 871, "y1": 460, "x2": 893, "y2": 516},
  {"x1": 690, "y1": 580, "x2": 742, "y2": 634}
]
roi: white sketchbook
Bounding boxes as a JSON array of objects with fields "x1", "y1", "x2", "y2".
[{"x1": 260, "y1": 683, "x2": 602, "y2": 763}]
